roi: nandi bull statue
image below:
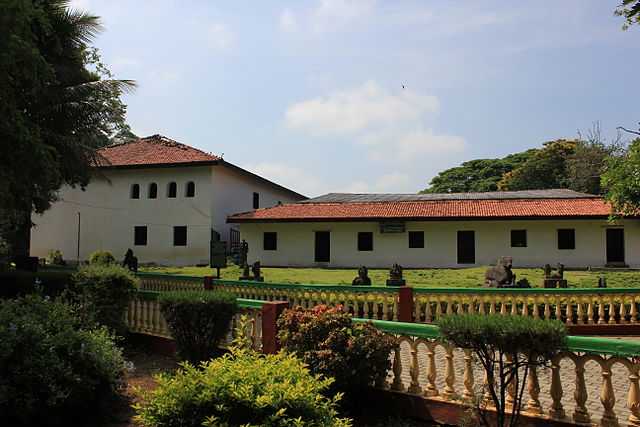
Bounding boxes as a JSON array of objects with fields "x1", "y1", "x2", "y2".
[{"x1": 484, "y1": 256, "x2": 516, "y2": 287}]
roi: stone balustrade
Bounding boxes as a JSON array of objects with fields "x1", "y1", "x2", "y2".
[
  {"x1": 137, "y1": 273, "x2": 203, "y2": 292},
  {"x1": 357, "y1": 318, "x2": 640, "y2": 426}
]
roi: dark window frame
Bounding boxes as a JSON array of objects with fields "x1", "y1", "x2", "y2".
[
  {"x1": 408, "y1": 231, "x2": 424, "y2": 248},
  {"x1": 357, "y1": 232, "x2": 373, "y2": 251},
  {"x1": 558, "y1": 229, "x2": 575, "y2": 250},
  {"x1": 253, "y1": 192, "x2": 260, "y2": 209},
  {"x1": 148, "y1": 183, "x2": 158, "y2": 199},
  {"x1": 167, "y1": 182, "x2": 177, "y2": 198},
  {"x1": 134, "y1": 226, "x2": 147, "y2": 246},
  {"x1": 263, "y1": 232, "x2": 277, "y2": 251},
  {"x1": 173, "y1": 226, "x2": 187, "y2": 246},
  {"x1": 185, "y1": 181, "x2": 196, "y2": 198},
  {"x1": 131, "y1": 184, "x2": 140, "y2": 199},
  {"x1": 511, "y1": 230, "x2": 527, "y2": 248}
]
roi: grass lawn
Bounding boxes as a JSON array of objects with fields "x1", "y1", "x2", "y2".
[{"x1": 140, "y1": 264, "x2": 640, "y2": 289}]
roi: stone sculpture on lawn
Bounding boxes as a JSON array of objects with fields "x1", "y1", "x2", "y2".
[
  {"x1": 484, "y1": 256, "x2": 516, "y2": 287},
  {"x1": 386, "y1": 263, "x2": 406, "y2": 286},
  {"x1": 352, "y1": 266, "x2": 372, "y2": 286}
]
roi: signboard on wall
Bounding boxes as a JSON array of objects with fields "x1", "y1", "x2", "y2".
[{"x1": 379, "y1": 221, "x2": 406, "y2": 233}]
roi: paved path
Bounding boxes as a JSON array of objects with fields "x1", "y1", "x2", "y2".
[{"x1": 392, "y1": 336, "x2": 640, "y2": 425}]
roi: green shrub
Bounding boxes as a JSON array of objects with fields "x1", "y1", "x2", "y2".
[
  {"x1": 0, "y1": 295, "x2": 126, "y2": 426},
  {"x1": 88, "y1": 250, "x2": 116, "y2": 265},
  {"x1": 0, "y1": 270, "x2": 73, "y2": 299},
  {"x1": 277, "y1": 305, "x2": 396, "y2": 400},
  {"x1": 438, "y1": 315, "x2": 567, "y2": 427},
  {"x1": 134, "y1": 348, "x2": 351, "y2": 427},
  {"x1": 46, "y1": 249, "x2": 65, "y2": 265},
  {"x1": 68, "y1": 264, "x2": 138, "y2": 335},
  {"x1": 159, "y1": 291, "x2": 238, "y2": 362}
]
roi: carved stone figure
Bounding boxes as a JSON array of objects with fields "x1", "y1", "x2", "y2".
[
  {"x1": 251, "y1": 261, "x2": 264, "y2": 282},
  {"x1": 240, "y1": 239, "x2": 249, "y2": 267},
  {"x1": 239, "y1": 262, "x2": 252, "y2": 281},
  {"x1": 352, "y1": 266, "x2": 372, "y2": 286},
  {"x1": 484, "y1": 257, "x2": 515, "y2": 287},
  {"x1": 386, "y1": 263, "x2": 406, "y2": 286},
  {"x1": 122, "y1": 248, "x2": 138, "y2": 273},
  {"x1": 543, "y1": 263, "x2": 567, "y2": 288},
  {"x1": 598, "y1": 277, "x2": 607, "y2": 288}
]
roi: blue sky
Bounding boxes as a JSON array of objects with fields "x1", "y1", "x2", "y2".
[{"x1": 72, "y1": 0, "x2": 639, "y2": 197}]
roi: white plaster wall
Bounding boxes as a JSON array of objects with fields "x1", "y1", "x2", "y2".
[
  {"x1": 211, "y1": 164, "x2": 304, "y2": 243},
  {"x1": 31, "y1": 166, "x2": 214, "y2": 265},
  {"x1": 237, "y1": 219, "x2": 640, "y2": 269}
]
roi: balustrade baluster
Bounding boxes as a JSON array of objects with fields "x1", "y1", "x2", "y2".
[
  {"x1": 414, "y1": 299, "x2": 421, "y2": 322},
  {"x1": 532, "y1": 299, "x2": 540, "y2": 320},
  {"x1": 500, "y1": 298, "x2": 508, "y2": 316},
  {"x1": 566, "y1": 299, "x2": 575, "y2": 325},
  {"x1": 478, "y1": 298, "x2": 486, "y2": 316},
  {"x1": 443, "y1": 345, "x2": 456, "y2": 399},
  {"x1": 631, "y1": 299, "x2": 638, "y2": 324},
  {"x1": 391, "y1": 345, "x2": 405, "y2": 391},
  {"x1": 621, "y1": 298, "x2": 629, "y2": 325},
  {"x1": 598, "y1": 299, "x2": 607, "y2": 325},
  {"x1": 577, "y1": 298, "x2": 585, "y2": 325},
  {"x1": 425, "y1": 299, "x2": 432, "y2": 323},
  {"x1": 588, "y1": 300, "x2": 595, "y2": 324},
  {"x1": 463, "y1": 349, "x2": 474, "y2": 403},
  {"x1": 522, "y1": 298, "x2": 529, "y2": 318},
  {"x1": 526, "y1": 363, "x2": 542, "y2": 415},
  {"x1": 555, "y1": 297, "x2": 563, "y2": 322},
  {"x1": 393, "y1": 296, "x2": 399, "y2": 322},
  {"x1": 446, "y1": 297, "x2": 454, "y2": 317},
  {"x1": 608, "y1": 299, "x2": 617, "y2": 325},
  {"x1": 628, "y1": 365, "x2": 640, "y2": 427},
  {"x1": 408, "y1": 341, "x2": 421, "y2": 394},
  {"x1": 544, "y1": 301, "x2": 551, "y2": 321},
  {"x1": 549, "y1": 358, "x2": 566, "y2": 419},
  {"x1": 363, "y1": 296, "x2": 371, "y2": 319},
  {"x1": 489, "y1": 300, "x2": 496, "y2": 315},
  {"x1": 435, "y1": 299, "x2": 442, "y2": 322},
  {"x1": 382, "y1": 300, "x2": 389, "y2": 321},
  {"x1": 600, "y1": 364, "x2": 618, "y2": 426},
  {"x1": 424, "y1": 343, "x2": 439, "y2": 397},
  {"x1": 573, "y1": 360, "x2": 591, "y2": 424}
]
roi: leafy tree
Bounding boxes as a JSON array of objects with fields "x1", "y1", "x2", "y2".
[
  {"x1": 421, "y1": 150, "x2": 536, "y2": 193},
  {"x1": 602, "y1": 138, "x2": 640, "y2": 216},
  {"x1": 0, "y1": 0, "x2": 135, "y2": 258},
  {"x1": 497, "y1": 139, "x2": 578, "y2": 191},
  {"x1": 616, "y1": 0, "x2": 640, "y2": 29}
]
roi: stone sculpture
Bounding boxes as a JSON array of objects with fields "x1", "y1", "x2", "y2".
[
  {"x1": 543, "y1": 263, "x2": 567, "y2": 288},
  {"x1": 122, "y1": 248, "x2": 138, "y2": 273},
  {"x1": 239, "y1": 239, "x2": 249, "y2": 267},
  {"x1": 386, "y1": 263, "x2": 406, "y2": 286},
  {"x1": 251, "y1": 261, "x2": 264, "y2": 282},
  {"x1": 352, "y1": 266, "x2": 372, "y2": 286},
  {"x1": 484, "y1": 256, "x2": 515, "y2": 287}
]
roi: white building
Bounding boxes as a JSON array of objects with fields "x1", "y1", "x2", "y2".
[
  {"x1": 228, "y1": 190, "x2": 640, "y2": 269},
  {"x1": 30, "y1": 135, "x2": 306, "y2": 265}
]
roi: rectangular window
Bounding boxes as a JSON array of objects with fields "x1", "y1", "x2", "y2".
[
  {"x1": 253, "y1": 192, "x2": 260, "y2": 209},
  {"x1": 263, "y1": 232, "x2": 277, "y2": 250},
  {"x1": 134, "y1": 226, "x2": 147, "y2": 246},
  {"x1": 558, "y1": 229, "x2": 575, "y2": 250},
  {"x1": 511, "y1": 230, "x2": 527, "y2": 248},
  {"x1": 408, "y1": 231, "x2": 424, "y2": 248},
  {"x1": 173, "y1": 226, "x2": 187, "y2": 246},
  {"x1": 357, "y1": 232, "x2": 373, "y2": 251}
]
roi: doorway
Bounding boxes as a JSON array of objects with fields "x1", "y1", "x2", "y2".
[
  {"x1": 457, "y1": 230, "x2": 475, "y2": 264},
  {"x1": 606, "y1": 228, "x2": 625, "y2": 265},
  {"x1": 315, "y1": 231, "x2": 330, "y2": 263}
]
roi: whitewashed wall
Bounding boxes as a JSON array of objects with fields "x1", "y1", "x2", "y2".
[
  {"x1": 237, "y1": 219, "x2": 640, "y2": 269},
  {"x1": 31, "y1": 166, "x2": 214, "y2": 266}
]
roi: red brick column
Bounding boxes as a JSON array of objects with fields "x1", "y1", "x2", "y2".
[
  {"x1": 398, "y1": 286, "x2": 414, "y2": 323},
  {"x1": 204, "y1": 276, "x2": 213, "y2": 290},
  {"x1": 261, "y1": 301, "x2": 289, "y2": 354}
]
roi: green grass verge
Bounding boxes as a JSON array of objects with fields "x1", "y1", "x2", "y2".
[{"x1": 139, "y1": 265, "x2": 640, "y2": 289}]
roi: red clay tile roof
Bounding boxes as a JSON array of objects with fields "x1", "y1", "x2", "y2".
[
  {"x1": 96, "y1": 135, "x2": 220, "y2": 168},
  {"x1": 228, "y1": 197, "x2": 614, "y2": 222}
]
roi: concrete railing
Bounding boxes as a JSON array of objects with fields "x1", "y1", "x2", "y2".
[
  {"x1": 360, "y1": 319, "x2": 640, "y2": 426},
  {"x1": 137, "y1": 272, "x2": 204, "y2": 292}
]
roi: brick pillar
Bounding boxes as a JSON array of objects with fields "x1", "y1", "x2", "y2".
[
  {"x1": 261, "y1": 301, "x2": 289, "y2": 354},
  {"x1": 204, "y1": 276, "x2": 213, "y2": 290},
  {"x1": 398, "y1": 286, "x2": 414, "y2": 323}
]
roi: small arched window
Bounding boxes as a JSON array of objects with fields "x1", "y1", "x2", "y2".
[
  {"x1": 131, "y1": 184, "x2": 140, "y2": 199},
  {"x1": 186, "y1": 181, "x2": 195, "y2": 198},
  {"x1": 148, "y1": 183, "x2": 158, "y2": 199},
  {"x1": 167, "y1": 182, "x2": 177, "y2": 198}
]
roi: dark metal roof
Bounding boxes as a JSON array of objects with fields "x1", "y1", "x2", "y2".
[{"x1": 301, "y1": 189, "x2": 597, "y2": 204}]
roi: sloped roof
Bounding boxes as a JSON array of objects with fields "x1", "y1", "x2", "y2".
[
  {"x1": 228, "y1": 190, "x2": 614, "y2": 223},
  {"x1": 96, "y1": 134, "x2": 220, "y2": 168}
]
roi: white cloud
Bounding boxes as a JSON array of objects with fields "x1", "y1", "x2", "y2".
[
  {"x1": 341, "y1": 172, "x2": 412, "y2": 193},
  {"x1": 279, "y1": 9, "x2": 297, "y2": 32},
  {"x1": 360, "y1": 128, "x2": 465, "y2": 162},
  {"x1": 285, "y1": 81, "x2": 438, "y2": 135},
  {"x1": 241, "y1": 162, "x2": 326, "y2": 197},
  {"x1": 206, "y1": 23, "x2": 234, "y2": 51},
  {"x1": 68, "y1": 0, "x2": 90, "y2": 11}
]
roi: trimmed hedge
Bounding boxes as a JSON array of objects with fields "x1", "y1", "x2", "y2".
[
  {"x1": 88, "y1": 250, "x2": 116, "y2": 265},
  {"x1": 134, "y1": 349, "x2": 351, "y2": 427},
  {"x1": 0, "y1": 295, "x2": 126, "y2": 426},
  {"x1": 159, "y1": 291, "x2": 238, "y2": 362}
]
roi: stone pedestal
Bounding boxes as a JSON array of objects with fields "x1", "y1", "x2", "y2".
[
  {"x1": 386, "y1": 279, "x2": 406, "y2": 286},
  {"x1": 544, "y1": 279, "x2": 568, "y2": 288}
]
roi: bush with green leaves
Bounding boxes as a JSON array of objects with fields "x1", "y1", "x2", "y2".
[
  {"x1": 46, "y1": 249, "x2": 65, "y2": 265},
  {"x1": 0, "y1": 295, "x2": 126, "y2": 426},
  {"x1": 68, "y1": 264, "x2": 138, "y2": 335},
  {"x1": 438, "y1": 314, "x2": 567, "y2": 427},
  {"x1": 134, "y1": 347, "x2": 351, "y2": 427},
  {"x1": 277, "y1": 305, "x2": 397, "y2": 401},
  {"x1": 88, "y1": 249, "x2": 116, "y2": 265},
  {"x1": 159, "y1": 291, "x2": 237, "y2": 362}
]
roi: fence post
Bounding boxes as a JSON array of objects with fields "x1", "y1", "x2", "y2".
[
  {"x1": 262, "y1": 301, "x2": 289, "y2": 354},
  {"x1": 398, "y1": 286, "x2": 414, "y2": 323},
  {"x1": 204, "y1": 276, "x2": 213, "y2": 290}
]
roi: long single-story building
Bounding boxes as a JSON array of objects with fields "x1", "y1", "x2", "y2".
[
  {"x1": 227, "y1": 190, "x2": 640, "y2": 268},
  {"x1": 30, "y1": 135, "x2": 306, "y2": 265}
]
